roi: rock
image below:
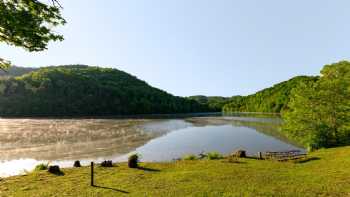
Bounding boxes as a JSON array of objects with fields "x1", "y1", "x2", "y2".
[
  {"x1": 48, "y1": 165, "x2": 61, "y2": 174},
  {"x1": 73, "y1": 160, "x2": 81, "y2": 167},
  {"x1": 101, "y1": 160, "x2": 113, "y2": 167},
  {"x1": 234, "y1": 150, "x2": 246, "y2": 158}
]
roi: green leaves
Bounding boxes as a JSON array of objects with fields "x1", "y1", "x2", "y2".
[
  {"x1": 0, "y1": 65, "x2": 209, "y2": 116},
  {"x1": 0, "y1": 0, "x2": 66, "y2": 52},
  {"x1": 0, "y1": 57, "x2": 11, "y2": 71},
  {"x1": 223, "y1": 76, "x2": 318, "y2": 113},
  {"x1": 282, "y1": 61, "x2": 350, "y2": 149}
]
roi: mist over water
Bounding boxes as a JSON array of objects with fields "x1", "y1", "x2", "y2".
[{"x1": 0, "y1": 115, "x2": 303, "y2": 177}]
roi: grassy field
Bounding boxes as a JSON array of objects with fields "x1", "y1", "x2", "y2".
[{"x1": 1, "y1": 147, "x2": 350, "y2": 197}]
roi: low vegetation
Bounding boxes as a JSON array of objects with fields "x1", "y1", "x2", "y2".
[
  {"x1": 205, "y1": 151, "x2": 224, "y2": 160},
  {"x1": 182, "y1": 154, "x2": 198, "y2": 161},
  {"x1": 33, "y1": 163, "x2": 49, "y2": 171},
  {"x1": 1, "y1": 146, "x2": 350, "y2": 196},
  {"x1": 128, "y1": 154, "x2": 140, "y2": 168}
]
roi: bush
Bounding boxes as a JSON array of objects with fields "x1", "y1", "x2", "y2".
[
  {"x1": 206, "y1": 152, "x2": 224, "y2": 160},
  {"x1": 101, "y1": 160, "x2": 113, "y2": 167},
  {"x1": 182, "y1": 154, "x2": 198, "y2": 161},
  {"x1": 128, "y1": 154, "x2": 140, "y2": 168},
  {"x1": 34, "y1": 163, "x2": 49, "y2": 171},
  {"x1": 48, "y1": 165, "x2": 62, "y2": 175},
  {"x1": 73, "y1": 160, "x2": 81, "y2": 167}
]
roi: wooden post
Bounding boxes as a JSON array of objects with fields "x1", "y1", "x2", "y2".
[{"x1": 91, "y1": 162, "x2": 94, "y2": 186}]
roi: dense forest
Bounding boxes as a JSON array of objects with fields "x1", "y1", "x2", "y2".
[
  {"x1": 222, "y1": 76, "x2": 319, "y2": 113},
  {"x1": 188, "y1": 95, "x2": 231, "y2": 111},
  {"x1": 283, "y1": 61, "x2": 350, "y2": 149},
  {"x1": 0, "y1": 65, "x2": 209, "y2": 116},
  {"x1": 0, "y1": 66, "x2": 37, "y2": 77}
]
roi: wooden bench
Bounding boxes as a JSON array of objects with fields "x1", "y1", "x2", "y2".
[{"x1": 264, "y1": 150, "x2": 307, "y2": 161}]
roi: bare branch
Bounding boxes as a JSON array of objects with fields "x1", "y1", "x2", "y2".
[{"x1": 51, "y1": 0, "x2": 63, "y2": 8}]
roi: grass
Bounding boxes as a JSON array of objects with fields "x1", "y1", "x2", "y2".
[
  {"x1": 33, "y1": 163, "x2": 49, "y2": 171},
  {"x1": 205, "y1": 151, "x2": 224, "y2": 160},
  {"x1": 182, "y1": 154, "x2": 198, "y2": 160},
  {"x1": 1, "y1": 146, "x2": 350, "y2": 196}
]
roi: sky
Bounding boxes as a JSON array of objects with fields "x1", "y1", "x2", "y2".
[{"x1": 1, "y1": 0, "x2": 350, "y2": 97}]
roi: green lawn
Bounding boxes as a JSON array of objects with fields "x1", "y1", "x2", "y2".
[{"x1": 1, "y1": 147, "x2": 350, "y2": 197}]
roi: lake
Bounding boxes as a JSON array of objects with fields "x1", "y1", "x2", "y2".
[{"x1": 0, "y1": 114, "x2": 304, "y2": 177}]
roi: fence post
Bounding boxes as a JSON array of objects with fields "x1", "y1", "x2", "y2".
[{"x1": 91, "y1": 162, "x2": 94, "y2": 186}]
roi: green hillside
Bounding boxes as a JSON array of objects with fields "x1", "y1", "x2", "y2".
[
  {"x1": 0, "y1": 66, "x2": 37, "y2": 77},
  {"x1": 188, "y1": 95, "x2": 231, "y2": 111},
  {"x1": 223, "y1": 76, "x2": 319, "y2": 113},
  {"x1": 0, "y1": 65, "x2": 208, "y2": 116}
]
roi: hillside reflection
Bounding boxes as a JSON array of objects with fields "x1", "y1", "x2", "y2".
[
  {"x1": 186, "y1": 116, "x2": 303, "y2": 148},
  {"x1": 0, "y1": 119, "x2": 187, "y2": 161}
]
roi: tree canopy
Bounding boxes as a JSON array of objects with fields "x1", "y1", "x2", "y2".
[
  {"x1": 0, "y1": 0, "x2": 65, "y2": 69},
  {"x1": 188, "y1": 95, "x2": 231, "y2": 112},
  {"x1": 0, "y1": 65, "x2": 209, "y2": 116},
  {"x1": 282, "y1": 61, "x2": 350, "y2": 150},
  {"x1": 223, "y1": 76, "x2": 319, "y2": 113},
  {"x1": 0, "y1": 65, "x2": 37, "y2": 77}
]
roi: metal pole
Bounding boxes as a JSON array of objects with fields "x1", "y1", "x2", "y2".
[{"x1": 91, "y1": 162, "x2": 94, "y2": 186}]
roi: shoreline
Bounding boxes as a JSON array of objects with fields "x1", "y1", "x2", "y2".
[{"x1": 0, "y1": 146, "x2": 349, "y2": 196}]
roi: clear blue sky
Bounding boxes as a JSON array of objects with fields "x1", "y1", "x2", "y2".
[{"x1": 1, "y1": 0, "x2": 349, "y2": 97}]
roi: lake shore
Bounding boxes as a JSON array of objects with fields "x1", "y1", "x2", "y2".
[
  {"x1": 1, "y1": 146, "x2": 349, "y2": 196},
  {"x1": 0, "y1": 115, "x2": 304, "y2": 178}
]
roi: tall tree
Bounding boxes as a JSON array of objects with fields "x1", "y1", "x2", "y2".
[
  {"x1": 0, "y1": 0, "x2": 66, "y2": 70},
  {"x1": 282, "y1": 61, "x2": 350, "y2": 150}
]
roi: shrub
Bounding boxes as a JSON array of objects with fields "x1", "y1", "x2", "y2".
[
  {"x1": 182, "y1": 154, "x2": 198, "y2": 161},
  {"x1": 34, "y1": 163, "x2": 49, "y2": 171},
  {"x1": 206, "y1": 152, "x2": 224, "y2": 160},
  {"x1": 73, "y1": 160, "x2": 81, "y2": 167},
  {"x1": 101, "y1": 160, "x2": 113, "y2": 167},
  {"x1": 128, "y1": 154, "x2": 140, "y2": 168},
  {"x1": 48, "y1": 165, "x2": 62, "y2": 175}
]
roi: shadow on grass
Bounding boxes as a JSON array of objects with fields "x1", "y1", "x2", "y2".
[
  {"x1": 137, "y1": 166, "x2": 160, "y2": 172},
  {"x1": 49, "y1": 171, "x2": 65, "y2": 176},
  {"x1": 222, "y1": 160, "x2": 247, "y2": 164},
  {"x1": 293, "y1": 157, "x2": 321, "y2": 164},
  {"x1": 93, "y1": 185, "x2": 129, "y2": 194}
]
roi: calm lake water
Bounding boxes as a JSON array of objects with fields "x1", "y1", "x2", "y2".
[{"x1": 0, "y1": 114, "x2": 304, "y2": 177}]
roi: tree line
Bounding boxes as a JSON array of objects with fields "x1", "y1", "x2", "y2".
[
  {"x1": 283, "y1": 61, "x2": 350, "y2": 150},
  {"x1": 222, "y1": 76, "x2": 319, "y2": 113},
  {"x1": 188, "y1": 95, "x2": 231, "y2": 112},
  {"x1": 0, "y1": 65, "x2": 210, "y2": 116}
]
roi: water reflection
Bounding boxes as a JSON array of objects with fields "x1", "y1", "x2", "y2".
[{"x1": 0, "y1": 116, "x2": 304, "y2": 177}]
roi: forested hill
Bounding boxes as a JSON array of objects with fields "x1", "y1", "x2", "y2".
[
  {"x1": 188, "y1": 96, "x2": 231, "y2": 111},
  {"x1": 223, "y1": 76, "x2": 319, "y2": 113},
  {"x1": 0, "y1": 66, "x2": 37, "y2": 77},
  {"x1": 0, "y1": 65, "x2": 209, "y2": 116}
]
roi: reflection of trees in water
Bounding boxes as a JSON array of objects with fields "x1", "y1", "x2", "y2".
[
  {"x1": 229, "y1": 120, "x2": 303, "y2": 148},
  {"x1": 0, "y1": 119, "x2": 165, "y2": 160},
  {"x1": 0, "y1": 117, "x2": 303, "y2": 161},
  {"x1": 186, "y1": 117, "x2": 304, "y2": 148}
]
